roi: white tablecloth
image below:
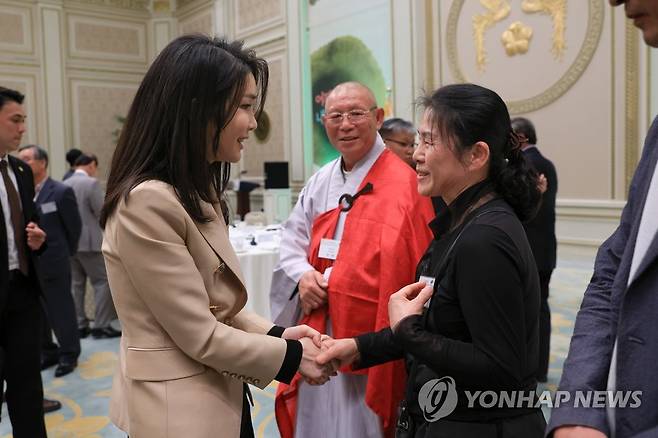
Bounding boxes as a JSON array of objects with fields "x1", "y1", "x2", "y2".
[
  {"x1": 229, "y1": 224, "x2": 281, "y2": 320},
  {"x1": 236, "y1": 246, "x2": 279, "y2": 319}
]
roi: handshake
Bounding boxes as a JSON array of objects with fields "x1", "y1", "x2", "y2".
[{"x1": 281, "y1": 325, "x2": 361, "y2": 385}]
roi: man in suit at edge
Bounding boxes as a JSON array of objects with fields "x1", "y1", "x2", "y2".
[
  {"x1": 548, "y1": 1, "x2": 658, "y2": 437},
  {"x1": 64, "y1": 153, "x2": 120, "y2": 339},
  {"x1": 511, "y1": 117, "x2": 557, "y2": 384},
  {"x1": 0, "y1": 86, "x2": 50, "y2": 436},
  {"x1": 18, "y1": 144, "x2": 82, "y2": 377}
]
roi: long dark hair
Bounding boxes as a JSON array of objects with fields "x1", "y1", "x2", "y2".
[
  {"x1": 100, "y1": 35, "x2": 268, "y2": 228},
  {"x1": 419, "y1": 84, "x2": 540, "y2": 221}
]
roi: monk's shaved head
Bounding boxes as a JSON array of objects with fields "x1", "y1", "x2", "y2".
[
  {"x1": 321, "y1": 81, "x2": 384, "y2": 170},
  {"x1": 324, "y1": 82, "x2": 377, "y2": 111}
]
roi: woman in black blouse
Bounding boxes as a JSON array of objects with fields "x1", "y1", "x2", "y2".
[{"x1": 317, "y1": 83, "x2": 545, "y2": 437}]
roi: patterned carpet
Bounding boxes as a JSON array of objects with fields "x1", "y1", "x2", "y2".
[{"x1": 0, "y1": 247, "x2": 595, "y2": 437}]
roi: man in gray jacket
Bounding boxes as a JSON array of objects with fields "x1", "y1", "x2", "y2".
[{"x1": 64, "y1": 153, "x2": 119, "y2": 339}]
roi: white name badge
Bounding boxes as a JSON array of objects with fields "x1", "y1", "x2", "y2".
[
  {"x1": 418, "y1": 275, "x2": 435, "y2": 308},
  {"x1": 318, "y1": 238, "x2": 340, "y2": 260},
  {"x1": 41, "y1": 201, "x2": 57, "y2": 214}
]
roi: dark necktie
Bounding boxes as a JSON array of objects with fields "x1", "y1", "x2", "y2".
[{"x1": 0, "y1": 159, "x2": 29, "y2": 275}]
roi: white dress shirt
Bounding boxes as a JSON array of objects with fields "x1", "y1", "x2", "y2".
[{"x1": 0, "y1": 155, "x2": 21, "y2": 271}]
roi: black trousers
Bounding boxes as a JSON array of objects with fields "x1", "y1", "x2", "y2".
[
  {"x1": 538, "y1": 270, "x2": 553, "y2": 379},
  {"x1": 0, "y1": 270, "x2": 47, "y2": 438},
  {"x1": 240, "y1": 384, "x2": 255, "y2": 438},
  {"x1": 411, "y1": 410, "x2": 546, "y2": 438}
]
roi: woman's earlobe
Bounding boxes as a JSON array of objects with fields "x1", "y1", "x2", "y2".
[{"x1": 470, "y1": 141, "x2": 490, "y2": 169}]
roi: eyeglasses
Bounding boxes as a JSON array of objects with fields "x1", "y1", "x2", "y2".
[
  {"x1": 384, "y1": 138, "x2": 417, "y2": 149},
  {"x1": 322, "y1": 106, "x2": 377, "y2": 126}
]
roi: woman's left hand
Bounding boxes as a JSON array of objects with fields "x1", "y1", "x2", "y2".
[
  {"x1": 388, "y1": 282, "x2": 434, "y2": 333},
  {"x1": 282, "y1": 324, "x2": 322, "y2": 348}
]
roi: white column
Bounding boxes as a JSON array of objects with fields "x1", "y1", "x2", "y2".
[
  {"x1": 150, "y1": 18, "x2": 176, "y2": 60},
  {"x1": 286, "y1": 0, "x2": 311, "y2": 182},
  {"x1": 213, "y1": 0, "x2": 230, "y2": 37},
  {"x1": 391, "y1": 0, "x2": 415, "y2": 122},
  {"x1": 39, "y1": 2, "x2": 67, "y2": 178}
]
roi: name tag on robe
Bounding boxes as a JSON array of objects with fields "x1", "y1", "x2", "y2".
[
  {"x1": 418, "y1": 275, "x2": 435, "y2": 308},
  {"x1": 41, "y1": 201, "x2": 57, "y2": 214},
  {"x1": 318, "y1": 238, "x2": 340, "y2": 260}
]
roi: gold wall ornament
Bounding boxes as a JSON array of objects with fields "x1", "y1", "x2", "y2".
[
  {"x1": 501, "y1": 21, "x2": 533, "y2": 56},
  {"x1": 446, "y1": 0, "x2": 603, "y2": 114},
  {"x1": 153, "y1": 0, "x2": 170, "y2": 13},
  {"x1": 473, "y1": 0, "x2": 511, "y2": 71},
  {"x1": 521, "y1": 0, "x2": 568, "y2": 60}
]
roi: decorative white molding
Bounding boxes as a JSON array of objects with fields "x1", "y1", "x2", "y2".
[
  {"x1": 0, "y1": 4, "x2": 34, "y2": 55},
  {"x1": 67, "y1": 14, "x2": 147, "y2": 63},
  {"x1": 178, "y1": 5, "x2": 213, "y2": 36},
  {"x1": 0, "y1": 73, "x2": 40, "y2": 146},
  {"x1": 556, "y1": 199, "x2": 625, "y2": 248},
  {"x1": 70, "y1": 79, "x2": 138, "y2": 181},
  {"x1": 234, "y1": 0, "x2": 284, "y2": 40},
  {"x1": 64, "y1": 0, "x2": 149, "y2": 12}
]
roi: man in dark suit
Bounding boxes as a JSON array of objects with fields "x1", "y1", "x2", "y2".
[
  {"x1": 548, "y1": 1, "x2": 658, "y2": 437},
  {"x1": 18, "y1": 144, "x2": 82, "y2": 377},
  {"x1": 511, "y1": 117, "x2": 557, "y2": 383},
  {"x1": 0, "y1": 86, "x2": 49, "y2": 437}
]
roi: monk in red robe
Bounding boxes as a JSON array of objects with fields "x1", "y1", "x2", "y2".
[{"x1": 270, "y1": 82, "x2": 434, "y2": 438}]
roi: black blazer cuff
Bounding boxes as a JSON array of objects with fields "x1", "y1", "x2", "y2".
[
  {"x1": 275, "y1": 339, "x2": 302, "y2": 384},
  {"x1": 267, "y1": 325, "x2": 286, "y2": 338}
]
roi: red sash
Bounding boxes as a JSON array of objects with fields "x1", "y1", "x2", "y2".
[{"x1": 275, "y1": 150, "x2": 434, "y2": 438}]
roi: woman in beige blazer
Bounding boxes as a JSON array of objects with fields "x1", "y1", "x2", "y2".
[{"x1": 99, "y1": 35, "x2": 332, "y2": 438}]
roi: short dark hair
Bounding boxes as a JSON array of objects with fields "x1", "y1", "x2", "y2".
[
  {"x1": 74, "y1": 153, "x2": 98, "y2": 167},
  {"x1": 100, "y1": 35, "x2": 268, "y2": 228},
  {"x1": 510, "y1": 117, "x2": 537, "y2": 144},
  {"x1": 379, "y1": 118, "x2": 415, "y2": 138},
  {"x1": 0, "y1": 87, "x2": 24, "y2": 110},
  {"x1": 18, "y1": 144, "x2": 49, "y2": 166},
  {"x1": 418, "y1": 84, "x2": 540, "y2": 221},
  {"x1": 66, "y1": 148, "x2": 83, "y2": 167}
]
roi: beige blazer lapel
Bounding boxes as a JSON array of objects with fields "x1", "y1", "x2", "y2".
[{"x1": 194, "y1": 201, "x2": 246, "y2": 288}]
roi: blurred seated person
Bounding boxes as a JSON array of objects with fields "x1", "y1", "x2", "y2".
[{"x1": 379, "y1": 117, "x2": 416, "y2": 168}]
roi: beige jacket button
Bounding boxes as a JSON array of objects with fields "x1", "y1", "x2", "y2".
[
  {"x1": 245, "y1": 377, "x2": 253, "y2": 384},
  {"x1": 253, "y1": 379, "x2": 260, "y2": 385},
  {"x1": 238, "y1": 375, "x2": 245, "y2": 381},
  {"x1": 229, "y1": 373, "x2": 237, "y2": 379},
  {"x1": 221, "y1": 370, "x2": 229, "y2": 376}
]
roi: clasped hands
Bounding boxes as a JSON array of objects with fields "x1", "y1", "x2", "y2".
[
  {"x1": 287, "y1": 281, "x2": 433, "y2": 384},
  {"x1": 281, "y1": 325, "x2": 338, "y2": 385}
]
